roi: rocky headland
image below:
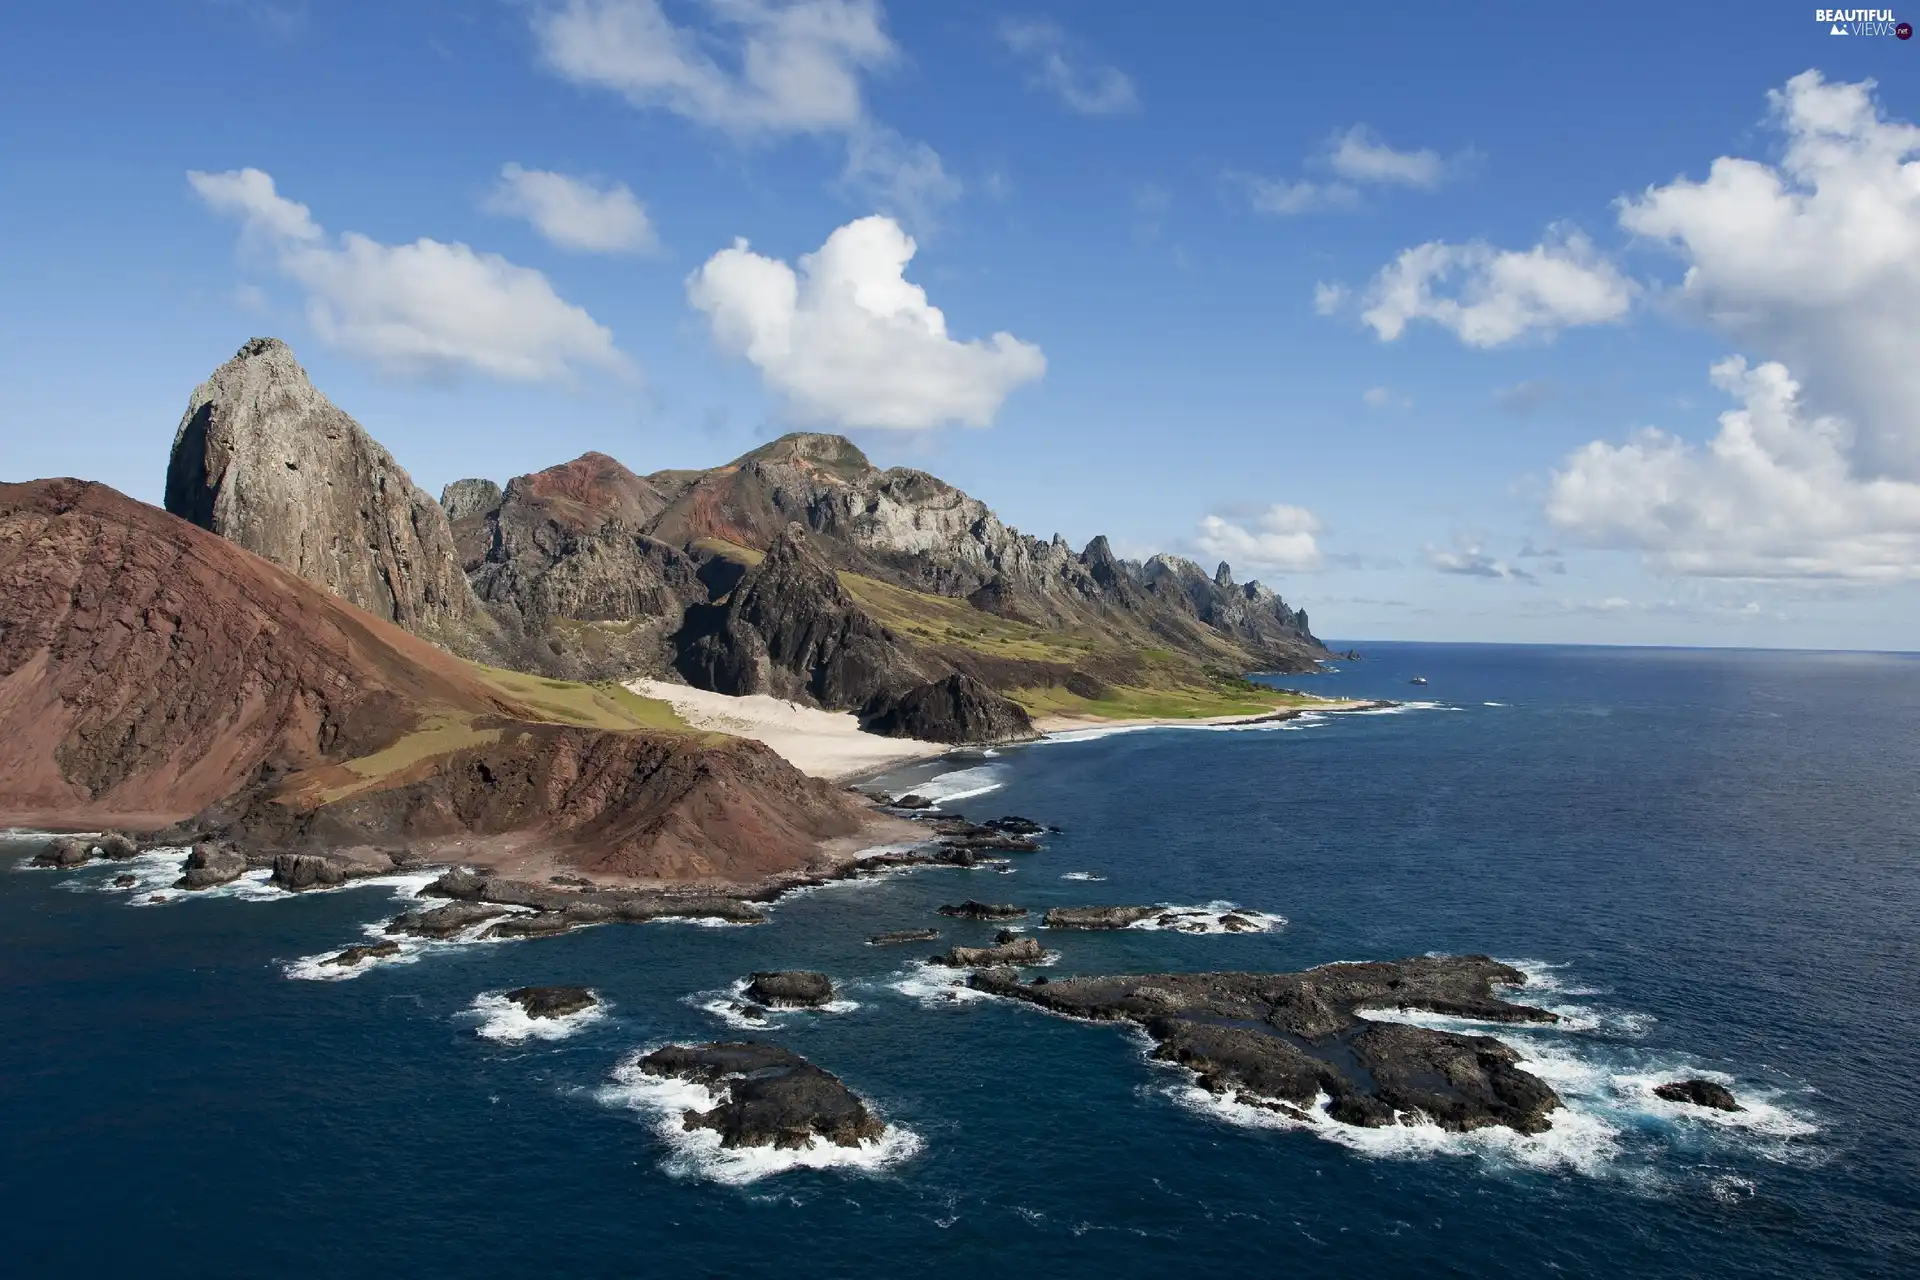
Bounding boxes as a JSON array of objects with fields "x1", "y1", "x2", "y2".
[{"x1": 969, "y1": 955, "x2": 1564, "y2": 1134}]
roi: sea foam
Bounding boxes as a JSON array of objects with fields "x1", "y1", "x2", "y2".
[
  {"x1": 1125, "y1": 902, "x2": 1285, "y2": 934},
  {"x1": 466, "y1": 991, "x2": 607, "y2": 1043}
]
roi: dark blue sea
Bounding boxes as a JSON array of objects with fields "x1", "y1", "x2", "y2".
[{"x1": 5, "y1": 643, "x2": 1918, "y2": 1278}]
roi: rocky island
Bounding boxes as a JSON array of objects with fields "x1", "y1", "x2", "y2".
[
  {"x1": 970, "y1": 955, "x2": 1565, "y2": 1134},
  {"x1": 637, "y1": 1042, "x2": 887, "y2": 1150}
]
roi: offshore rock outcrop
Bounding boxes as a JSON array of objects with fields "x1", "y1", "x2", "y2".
[
  {"x1": 742, "y1": 971, "x2": 835, "y2": 1008},
  {"x1": 637, "y1": 1041, "x2": 887, "y2": 1150},
  {"x1": 164, "y1": 339, "x2": 483, "y2": 642},
  {"x1": 970, "y1": 956, "x2": 1564, "y2": 1134},
  {"x1": 506, "y1": 986, "x2": 598, "y2": 1019}
]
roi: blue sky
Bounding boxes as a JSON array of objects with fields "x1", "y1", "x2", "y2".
[{"x1": 4, "y1": 1, "x2": 1918, "y2": 649}]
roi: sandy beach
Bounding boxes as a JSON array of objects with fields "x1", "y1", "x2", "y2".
[{"x1": 624, "y1": 679, "x2": 955, "y2": 781}]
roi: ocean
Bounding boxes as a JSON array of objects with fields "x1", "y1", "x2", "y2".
[{"x1": 4, "y1": 643, "x2": 1916, "y2": 1278}]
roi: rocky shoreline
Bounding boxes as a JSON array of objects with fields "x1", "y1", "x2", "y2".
[{"x1": 969, "y1": 956, "x2": 1566, "y2": 1134}]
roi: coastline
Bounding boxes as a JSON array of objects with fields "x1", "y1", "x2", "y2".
[{"x1": 1031, "y1": 696, "x2": 1389, "y2": 734}]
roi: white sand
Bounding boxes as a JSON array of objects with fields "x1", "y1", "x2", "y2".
[{"x1": 625, "y1": 680, "x2": 951, "y2": 781}]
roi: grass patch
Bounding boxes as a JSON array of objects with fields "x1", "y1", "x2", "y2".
[
  {"x1": 691, "y1": 537, "x2": 763, "y2": 567},
  {"x1": 1012, "y1": 680, "x2": 1326, "y2": 722},
  {"x1": 839, "y1": 572, "x2": 1093, "y2": 664},
  {"x1": 464, "y1": 662, "x2": 692, "y2": 732}
]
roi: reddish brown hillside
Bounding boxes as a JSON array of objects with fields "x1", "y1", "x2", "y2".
[{"x1": 0, "y1": 479, "x2": 866, "y2": 882}]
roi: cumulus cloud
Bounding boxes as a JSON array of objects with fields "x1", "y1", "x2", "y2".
[
  {"x1": 1546, "y1": 71, "x2": 1920, "y2": 583},
  {"x1": 686, "y1": 214, "x2": 1044, "y2": 429},
  {"x1": 1548, "y1": 357, "x2": 1920, "y2": 581},
  {"x1": 1328, "y1": 126, "x2": 1445, "y2": 188},
  {"x1": 1349, "y1": 227, "x2": 1635, "y2": 346},
  {"x1": 189, "y1": 167, "x2": 625, "y2": 381},
  {"x1": 1195, "y1": 505, "x2": 1323, "y2": 573},
  {"x1": 485, "y1": 163, "x2": 656, "y2": 253},
  {"x1": 997, "y1": 18, "x2": 1138, "y2": 116},
  {"x1": 1618, "y1": 70, "x2": 1920, "y2": 482}
]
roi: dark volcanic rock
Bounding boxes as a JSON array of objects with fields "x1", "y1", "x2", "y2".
[
  {"x1": 1654, "y1": 1079, "x2": 1742, "y2": 1112},
  {"x1": 937, "y1": 900, "x2": 1026, "y2": 920},
  {"x1": 95, "y1": 831, "x2": 139, "y2": 859},
  {"x1": 675, "y1": 527, "x2": 926, "y2": 711},
  {"x1": 113, "y1": 874, "x2": 137, "y2": 887},
  {"x1": 637, "y1": 1041, "x2": 887, "y2": 1150},
  {"x1": 175, "y1": 842, "x2": 247, "y2": 890},
  {"x1": 889, "y1": 794, "x2": 933, "y2": 810},
  {"x1": 270, "y1": 853, "x2": 378, "y2": 891},
  {"x1": 324, "y1": 940, "x2": 400, "y2": 967},
  {"x1": 505, "y1": 985, "x2": 597, "y2": 1019},
  {"x1": 969, "y1": 955, "x2": 1563, "y2": 1134},
  {"x1": 984, "y1": 815, "x2": 1044, "y2": 835},
  {"x1": 742, "y1": 971, "x2": 835, "y2": 1008},
  {"x1": 933, "y1": 936, "x2": 1045, "y2": 967},
  {"x1": 1043, "y1": 906, "x2": 1158, "y2": 930},
  {"x1": 385, "y1": 901, "x2": 513, "y2": 939},
  {"x1": 868, "y1": 929, "x2": 941, "y2": 946},
  {"x1": 859, "y1": 673, "x2": 1036, "y2": 745}
]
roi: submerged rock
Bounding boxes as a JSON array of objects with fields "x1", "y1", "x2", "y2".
[
  {"x1": 868, "y1": 929, "x2": 941, "y2": 946},
  {"x1": 505, "y1": 986, "x2": 597, "y2": 1019},
  {"x1": 175, "y1": 843, "x2": 247, "y2": 890},
  {"x1": 970, "y1": 955, "x2": 1563, "y2": 1135},
  {"x1": 932, "y1": 936, "x2": 1046, "y2": 968},
  {"x1": 937, "y1": 900, "x2": 1026, "y2": 920},
  {"x1": 1043, "y1": 905, "x2": 1158, "y2": 930},
  {"x1": 323, "y1": 940, "x2": 401, "y2": 967},
  {"x1": 1654, "y1": 1079, "x2": 1742, "y2": 1112},
  {"x1": 742, "y1": 971, "x2": 835, "y2": 1008},
  {"x1": 637, "y1": 1041, "x2": 887, "y2": 1150}
]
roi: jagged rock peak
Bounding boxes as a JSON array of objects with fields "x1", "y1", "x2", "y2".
[
  {"x1": 164, "y1": 337, "x2": 477, "y2": 630},
  {"x1": 441, "y1": 478, "x2": 503, "y2": 522},
  {"x1": 1215, "y1": 562, "x2": 1235, "y2": 589}
]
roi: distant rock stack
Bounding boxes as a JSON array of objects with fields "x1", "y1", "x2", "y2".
[{"x1": 164, "y1": 338, "x2": 480, "y2": 634}]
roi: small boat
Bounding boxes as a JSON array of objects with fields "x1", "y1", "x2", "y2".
[{"x1": 1409, "y1": 676, "x2": 1428, "y2": 686}]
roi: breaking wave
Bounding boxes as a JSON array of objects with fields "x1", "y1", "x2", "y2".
[{"x1": 466, "y1": 991, "x2": 607, "y2": 1043}]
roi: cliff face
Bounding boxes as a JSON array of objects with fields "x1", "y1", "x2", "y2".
[
  {"x1": 164, "y1": 338, "x2": 482, "y2": 639},
  {"x1": 0, "y1": 479, "x2": 864, "y2": 879}
]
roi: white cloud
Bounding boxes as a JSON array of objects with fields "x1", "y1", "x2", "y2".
[
  {"x1": 1362, "y1": 385, "x2": 1411, "y2": 410},
  {"x1": 1353, "y1": 226, "x2": 1636, "y2": 346},
  {"x1": 1547, "y1": 71, "x2": 1920, "y2": 584},
  {"x1": 189, "y1": 167, "x2": 625, "y2": 381},
  {"x1": 997, "y1": 18, "x2": 1138, "y2": 117},
  {"x1": 1195, "y1": 505, "x2": 1322, "y2": 573},
  {"x1": 1618, "y1": 70, "x2": 1920, "y2": 482},
  {"x1": 1312, "y1": 282, "x2": 1348, "y2": 315},
  {"x1": 1238, "y1": 125, "x2": 1460, "y2": 217},
  {"x1": 1328, "y1": 126, "x2": 1445, "y2": 188},
  {"x1": 532, "y1": 0, "x2": 891, "y2": 136},
  {"x1": 686, "y1": 214, "x2": 1044, "y2": 429},
  {"x1": 485, "y1": 163, "x2": 657, "y2": 253},
  {"x1": 532, "y1": 0, "x2": 956, "y2": 229},
  {"x1": 1548, "y1": 357, "x2": 1920, "y2": 582}
]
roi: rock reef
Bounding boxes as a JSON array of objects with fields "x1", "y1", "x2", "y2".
[
  {"x1": 1654, "y1": 1079, "x2": 1742, "y2": 1112},
  {"x1": 637, "y1": 1041, "x2": 886, "y2": 1150},
  {"x1": 742, "y1": 971, "x2": 835, "y2": 1008},
  {"x1": 937, "y1": 900, "x2": 1026, "y2": 920},
  {"x1": 970, "y1": 955, "x2": 1564, "y2": 1134},
  {"x1": 505, "y1": 986, "x2": 597, "y2": 1019},
  {"x1": 1043, "y1": 906, "x2": 1158, "y2": 930}
]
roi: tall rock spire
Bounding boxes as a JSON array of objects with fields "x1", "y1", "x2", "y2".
[{"x1": 165, "y1": 338, "x2": 479, "y2": 633}]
